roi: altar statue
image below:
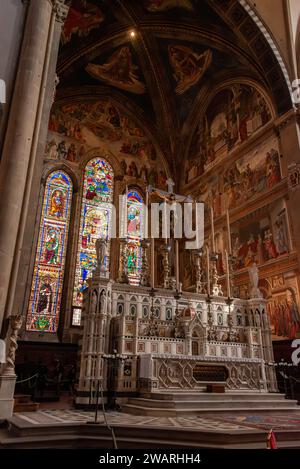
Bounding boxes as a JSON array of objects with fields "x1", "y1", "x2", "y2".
[
  {"x1": 248, "y1": 262, "x2": 263, "y2": 298},
  {"x1": 95, "y1": 238, "x2": 107, "y2": 273}
]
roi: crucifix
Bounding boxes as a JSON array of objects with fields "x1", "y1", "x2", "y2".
[{"x1": 147, "y1": 178, "x2": 192, "y2": 202}]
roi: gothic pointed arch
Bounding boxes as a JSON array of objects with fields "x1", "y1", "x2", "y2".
[{"x1": 72, "y1": 156, "x2": 114, "y2": 325}]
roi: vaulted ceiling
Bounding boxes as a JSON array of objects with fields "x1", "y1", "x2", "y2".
[{"x1": 56, "y1": 0, "x2": 292, "y2": 179}]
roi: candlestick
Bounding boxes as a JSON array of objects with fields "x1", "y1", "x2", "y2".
[
  {"x1": 226, "y1": 210, "x2": 232, "y2": 255},
  {"x1": 175, "y1": 240, "x2": 179, "y2": 289},
  {"x1": 206, "y1": 246, "x2": 210, "y2": 296},
  {"x1": 210, "y1": 206, "x2": 215, "y2": 252},
  {"x1": 164, "y1": 199, "x2": 168, "y2": 242},
  {"x1": 151, "y1": 237, "x2": 155, "y2": 288},
  {"x1": 225, "y1": 249, "x2": 231, "y2": 298},
  {"x1": 124, "y1": 185, "x2": 128, "y2": 238},
  {"x1": 140, "y1": 239, "x2": 150, "y2": 286}
]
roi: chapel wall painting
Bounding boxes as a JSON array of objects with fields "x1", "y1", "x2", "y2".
[
  {"x1": 185, "y1": 84, "x2": 273, "y2": 184},
  {"x1": 26, "y1": 171, "x2": 73, "y2": 333},
  {"x1": 46, "y1": 100, "x2": 168, "y2": 189},
  {"x1": 230, "y1": 200, "x2": 290, "y2": 271},
  {"x1": 198, "y1": 136, "x2": 281, "y2": 219},
  {"x1": 267, "y1": 288, "x2": 300, "y2": 341}
]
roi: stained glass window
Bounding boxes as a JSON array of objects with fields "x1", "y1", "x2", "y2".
[
  {"x1": 72, "y1": 158, "x2": 114, "y2": 324},
  {"x1": 26, "y1": 171, "x2": 72, "y2": 333},
  {"x1": 126, "y1": 190, "x2": 144, "y2": 285}
]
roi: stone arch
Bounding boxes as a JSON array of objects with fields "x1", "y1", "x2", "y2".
[
  {"x1": 258, "y1": 278, "x2": 272, "y2": 299},
  {"x1": 239, "y1": 0, "x2": 293, "y2": 96},
  {"x1": 42, "y1": 163, "x2": 79, "y2": 194},
  {"x1": 51, "y1": 93, "x2": 172, "y2": 179}
]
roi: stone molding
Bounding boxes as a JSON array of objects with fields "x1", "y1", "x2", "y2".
[{"x1": 51, "y1": 0, "x2": 69, "y2": 23}]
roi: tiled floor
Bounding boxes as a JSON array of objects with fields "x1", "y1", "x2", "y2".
[
  {"x1": 12, "y1": 407, "x2": 300, "y2": 434},
  {"x1": 217, "y1": 414, "x2": 300, "y2": 430}
]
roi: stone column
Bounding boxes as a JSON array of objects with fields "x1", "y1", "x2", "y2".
[
  {"x1": 0, "y1": 0, "x2": 68, "y2": 331},
  {"x1": 0, "y1": 0, "x2": 68, "y2": 420}
]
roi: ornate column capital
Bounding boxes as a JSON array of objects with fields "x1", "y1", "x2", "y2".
[{"x1": 51, "y1": 0, "x2": 69, "y2": 23}]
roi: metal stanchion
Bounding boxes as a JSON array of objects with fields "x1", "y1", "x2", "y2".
[{"x1": 103, "y1": 350, "x2": 128, "y2": 412}]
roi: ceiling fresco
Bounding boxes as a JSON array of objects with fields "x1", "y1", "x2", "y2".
[
  {"x1": 56, "y1": 0, "x2": 292, "y2": 181},
  {"x1": 85, "y1": 46, "x2": 146, "y2": 94}
]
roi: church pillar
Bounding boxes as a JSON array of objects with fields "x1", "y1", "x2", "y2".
[
  {"x1": 9, "y1": 0, "x2": 69, "y2": 339},
  {"x1": 0, "y1": 0, "x2": 68, "y2": 419}
]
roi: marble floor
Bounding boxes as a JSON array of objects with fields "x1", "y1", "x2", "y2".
[
  {"x1": 13, "y1": 408, "x2": 253, "y2": 431},
  {"x1": 1, "y1": 408, "x2": 300, "y2": 448},
  {"x1": 12, "y1": 408, "x2": 300, "y2": 431}
]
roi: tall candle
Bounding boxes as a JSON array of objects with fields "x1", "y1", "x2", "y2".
[
  {"x1": 164, "y1": 199, "x2": 168, "y2": 242},
  {"x1": 225, "y1": 249, "x2": 231, "y2": 298},
  {"x1": 226, "y1": 210, "x2": 232, "y2": 255},
  {"x1": 175, "y1": 240, "x2": 179, "y2": 289},
  {"x1": 206, "y1": 246, "x2": 210, "y2": 296},
  {"x1": 210, "y1": 206, "x2": 215, "y2": 252},
  {"x1": 151, "y1": 237, "x2": 155, "y2": 288},
  {"x1": 124, "y1": 185, "x2": 128, "y2": 238}
]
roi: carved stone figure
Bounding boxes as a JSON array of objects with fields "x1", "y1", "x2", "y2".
[
  {"x1": 91, "y1": 290, "x2": 97, "y2": 314},
  {"x1": 5, "y1": 315, "x2": 23, "y2": 374},
  {"x1": 100, "y1": 290, "x2": 106, "y2": 314}
]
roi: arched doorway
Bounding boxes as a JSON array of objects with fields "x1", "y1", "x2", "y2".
[{"x1": 191, "y1": 327, "x2": 204, "y2": 356}]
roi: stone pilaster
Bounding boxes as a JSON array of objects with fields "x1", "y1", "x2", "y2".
[
  {"x1": 12, "y1": 0, "x2": 69, "y2": 341},
  {"x1": 0, "y1": 0, "x2": 69, "y2": 420}
]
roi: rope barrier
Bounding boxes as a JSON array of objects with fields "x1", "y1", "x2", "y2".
[
  {"x1": 16, "y1": 373, "x2": 38, "y2": 384},
  {"x1": 289, "y1": 376, "x2": 300, "y2": 384}
]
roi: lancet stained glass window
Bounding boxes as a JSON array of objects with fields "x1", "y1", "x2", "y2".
[
  {"x1": 126, "y1": 190, "x2": 144, "y2": 285},
  {"x1": 26, "y1": 171, "x2": 73, "y2": 333},
  {"x1": 72, "y1": 158, "x2": 114, "y2": 324}
]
